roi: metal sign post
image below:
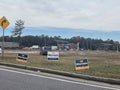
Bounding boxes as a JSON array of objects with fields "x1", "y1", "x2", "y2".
[{"x1": 2, "y1": 29, "x2": 5, "y2": 58}]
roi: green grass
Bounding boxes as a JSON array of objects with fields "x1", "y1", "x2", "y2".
[{"x1": 0, "y1": 51, "x2": 120, "y2": 79}]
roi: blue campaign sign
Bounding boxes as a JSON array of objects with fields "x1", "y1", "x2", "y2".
[
  {"x1": 75, "y1": 58, "x2": 89, "y2": 70},
  {"x1": 16, "y1": 53, "x2": 28, "y2": 62}
]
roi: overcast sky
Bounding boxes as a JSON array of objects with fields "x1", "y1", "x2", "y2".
[{"x1": 0, "y1": 0, "x2": 120, "y2": 31}]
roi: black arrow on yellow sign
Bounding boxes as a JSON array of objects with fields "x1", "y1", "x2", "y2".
[
  {"x1": 0, "y1": 16, "x2": 10, "y2": 30},
  {"x1": 1, "y1": 19, "x2": 7, "y2": 27}
]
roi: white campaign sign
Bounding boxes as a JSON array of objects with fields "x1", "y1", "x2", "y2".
[{"x1": 47, "y1": 51, "x2": 59, "y2": 60}]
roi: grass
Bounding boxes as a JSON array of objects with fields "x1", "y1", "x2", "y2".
[{"x1": 0, "y1": 50, "x2": 120, "y2": 79}]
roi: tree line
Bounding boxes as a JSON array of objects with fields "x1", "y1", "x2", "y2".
[{"x1": 0, "y1": 35, "x2": 119, "y2": 51}]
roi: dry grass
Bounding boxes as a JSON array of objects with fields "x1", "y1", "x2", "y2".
[{"x1": 0, "y1": 50, "x2": 120, "y2": 79}]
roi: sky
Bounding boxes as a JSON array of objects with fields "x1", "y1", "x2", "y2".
[{"x1": 0, "y1": 0, "x2": 120, "y2": 41}]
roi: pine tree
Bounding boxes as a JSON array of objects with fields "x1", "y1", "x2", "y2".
[{"x1": 11, "y1": 19, "x2": 24, "y2": 37}]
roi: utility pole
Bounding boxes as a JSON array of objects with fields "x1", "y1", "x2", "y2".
[{"x1": 115, "y1": 41, "x2": 119, "y2": 53}]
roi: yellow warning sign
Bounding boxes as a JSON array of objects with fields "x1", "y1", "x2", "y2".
[{"x1": 0, "y1": 16, "x2": 10, "y2": 30}]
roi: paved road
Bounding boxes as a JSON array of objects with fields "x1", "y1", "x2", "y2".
[{"x1": 0, "y1": 68, "x2": 119, "y2": 90}]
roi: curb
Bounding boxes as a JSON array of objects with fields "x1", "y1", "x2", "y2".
[{"x1": 0, "y1": 62, "x2": 120, "y2": 85}]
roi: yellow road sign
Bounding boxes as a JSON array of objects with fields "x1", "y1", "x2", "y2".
[{"x1": 0, "y1": 16, "x2": 10, "y2": 30}]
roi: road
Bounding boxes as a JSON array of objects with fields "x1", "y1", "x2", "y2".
[{"x1": 0, "y1": 67, "x2": 119, "y2": 90}]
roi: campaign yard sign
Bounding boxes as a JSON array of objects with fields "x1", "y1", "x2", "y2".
[
  {"x1": 16, "y1": 53, "x2": 28, "y2": 62},
  {"x1": 47, "y1": 51, "x2": 59, "y2": 60},
  {"x1": 75, "y1": 58, "x2": 89, "y2": 70}
]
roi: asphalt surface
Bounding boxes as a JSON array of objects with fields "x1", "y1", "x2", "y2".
[{"x1": 0, "y1": 67, "x2": 119, "y2": 90}]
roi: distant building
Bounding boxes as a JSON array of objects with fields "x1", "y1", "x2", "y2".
[
  {"x1": 30, "y1": 45, "x2": 39, "y2": 50},
  {"x1": 66, "y1": 43, "x2": 77, "y2": 50},
  {"x1": 0, "y1": 42, "x2": 19, "y2": 48},
  {"x1": 98, "y1": 43, "x2": 112, "y2": 50},
  {"x1": 57, "y1": 43, "x2": 78, "y2": 50},
  {"x1": 55, "y1": 40, "x2": 79, "y2": 50}
]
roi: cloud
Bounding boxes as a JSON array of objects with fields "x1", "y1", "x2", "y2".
[{"x1": 0, "y1": 0, "x2": 120, "y2": 31}]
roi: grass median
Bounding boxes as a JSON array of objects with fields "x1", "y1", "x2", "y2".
[{"x1": 0, "y1": 50, "x2": 120, "y2": 79}]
